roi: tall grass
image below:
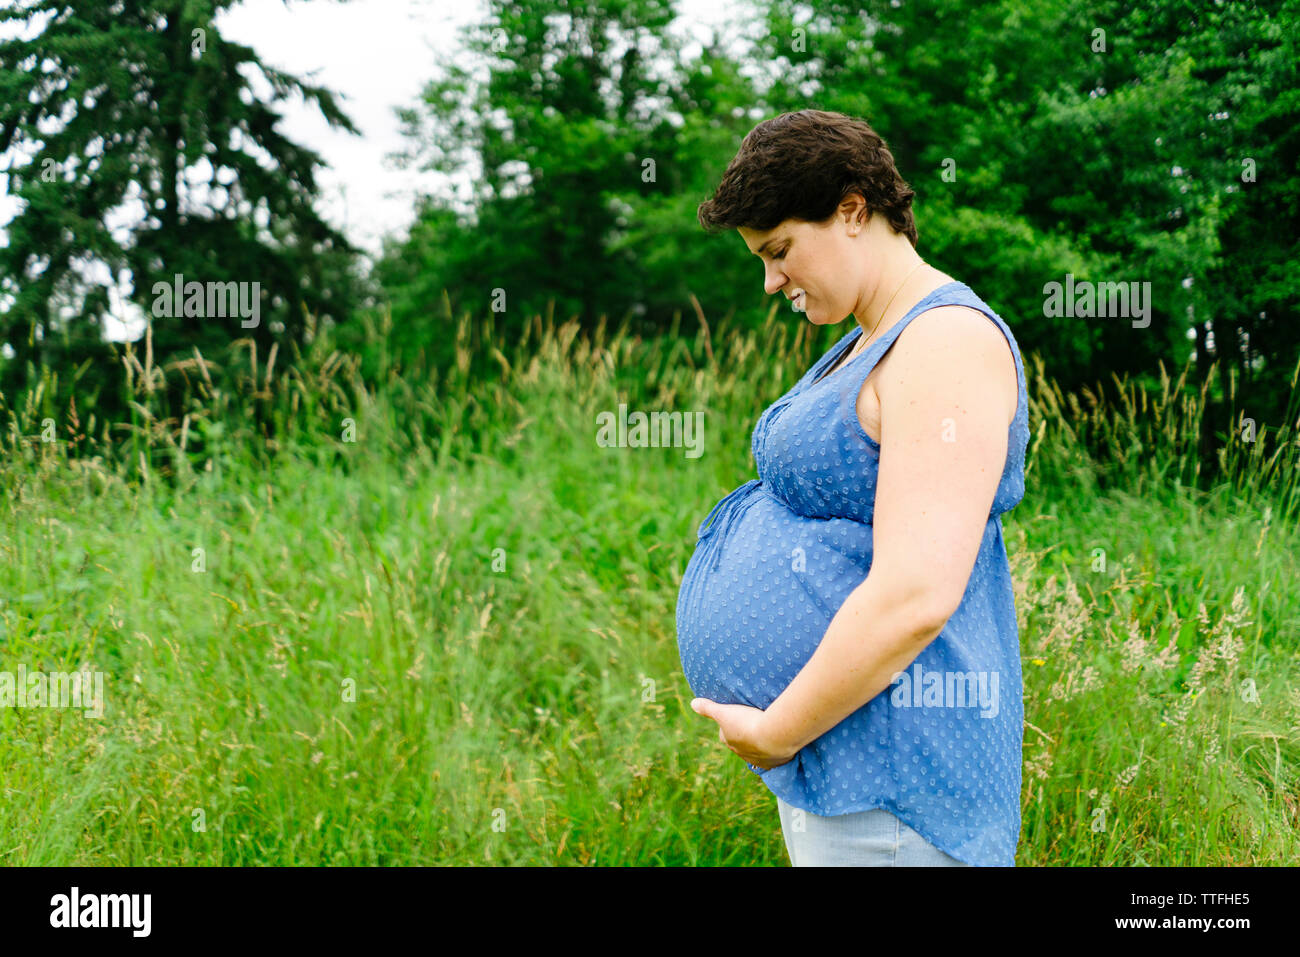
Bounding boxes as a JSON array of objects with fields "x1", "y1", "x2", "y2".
[
  {"x1": 1027, "y1": 347, "x2": 1300, "y2": 524},
  {"x1": 0, "y1": 299, "x2": 1296, "y2": 865}
]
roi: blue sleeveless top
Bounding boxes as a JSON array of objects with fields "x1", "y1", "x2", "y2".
[{"x1": 675, "y1": 281, "x2": 1030, "y2": 867}]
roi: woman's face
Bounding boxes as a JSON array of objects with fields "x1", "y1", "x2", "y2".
[{"x1": 738, "y1": 198, "x2": 878, "y2": 326}]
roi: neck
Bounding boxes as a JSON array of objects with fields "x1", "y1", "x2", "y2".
[{"x1": 857, "y1": 253, "x2": 929, "y2": 340}]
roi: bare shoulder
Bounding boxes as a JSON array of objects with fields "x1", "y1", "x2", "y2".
[
  {"x1": 875, "y1": 304, "x2": 1019, "y2": 428},
  {"x1": 897, "y1": 304, "x2": 1012, "y2": 357}
]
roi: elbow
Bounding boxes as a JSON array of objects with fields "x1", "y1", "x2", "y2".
[
  {"x1": 909, "y1": 590, "x2": 958, "y2": 643},
  {"x1": 867, "y1": 568, "x2": 959, "y2": 644}
]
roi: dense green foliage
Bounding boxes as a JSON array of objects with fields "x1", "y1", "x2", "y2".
[{"x1": 378, "y1": 0, "x2": 1299, "y2": 445}]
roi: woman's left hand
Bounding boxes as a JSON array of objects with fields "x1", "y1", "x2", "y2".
[{"x1": 690, "y1": 698, "x2": 797, "y2": 770}]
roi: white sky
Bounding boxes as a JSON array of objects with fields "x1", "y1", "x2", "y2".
[{"x1": 0, "y1": 0, "x2": 760, "y2": 341}]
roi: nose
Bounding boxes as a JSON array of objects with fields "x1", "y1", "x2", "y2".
[{"x1": 764, "y1": 262, "x2": 788, "y2": 296}]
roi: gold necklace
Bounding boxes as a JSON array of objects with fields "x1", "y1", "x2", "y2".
[{"x1": 853, "y1": 260, "x2": 927, "y2": 355}]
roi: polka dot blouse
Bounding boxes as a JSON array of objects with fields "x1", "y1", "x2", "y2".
[{"x1": 675, "y1": 282, "x2": 1030, "y2": 867}]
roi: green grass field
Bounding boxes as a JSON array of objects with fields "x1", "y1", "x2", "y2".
[{"x1": 2, "y1": 302, "x2": 1297, "y2": 865}]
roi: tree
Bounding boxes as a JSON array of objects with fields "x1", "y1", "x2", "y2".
[
  {"x1": 736, "y1": 0, "x2": 1298, "y2": 421},
  {"x1": 377, "y1": 0, "x2": 762, "y2": 370},
  {"x1": 0, "y1": 0, "x2": 371, "y2": 420},
  {"x1": 377, "y1": 0, "x2": 1298, "y2": 445}
]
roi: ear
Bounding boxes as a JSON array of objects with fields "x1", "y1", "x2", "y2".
[{"x1": 845, "y1": 192, "x2": 870, "y2": 226}]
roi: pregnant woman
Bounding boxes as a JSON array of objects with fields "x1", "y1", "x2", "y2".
[{"x1": 675, "y1": 110, "x2": 1030, "y2": 867}]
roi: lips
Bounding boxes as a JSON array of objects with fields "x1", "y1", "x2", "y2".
[{"x1": 791, "y1": 290, "x2": 807, "y2": 313}]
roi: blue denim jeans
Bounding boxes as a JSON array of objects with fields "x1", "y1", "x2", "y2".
[{"x1": 776, "y1": 796, "x2": 972, "y2": 867}]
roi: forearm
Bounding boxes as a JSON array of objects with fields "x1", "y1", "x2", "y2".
[{"x1": 763, "y1": 574, "x2": 946, "y2": 756}]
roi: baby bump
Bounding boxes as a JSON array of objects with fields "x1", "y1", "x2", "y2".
[{"x1": 675, "y1": 486, "x2": 873, "y2": 710}]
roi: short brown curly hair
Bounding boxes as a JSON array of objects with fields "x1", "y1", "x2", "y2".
[{"x1": 696, "y1": 109, "x2": 918, "y2": 247}]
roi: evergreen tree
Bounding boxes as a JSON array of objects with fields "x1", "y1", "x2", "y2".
[{"x1": 0, "y1": 0, "x2": 370, "y2": 417}]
